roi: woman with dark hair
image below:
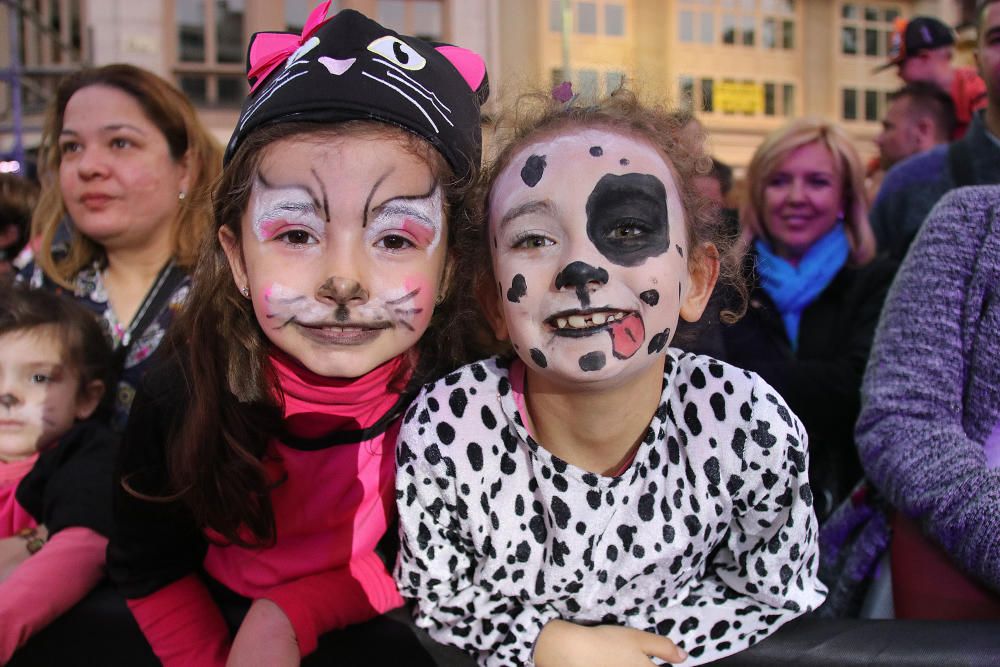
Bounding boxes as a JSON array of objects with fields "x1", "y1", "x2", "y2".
[{"x1": 19, "y1": 63, "x2": 222, "y2": 429}]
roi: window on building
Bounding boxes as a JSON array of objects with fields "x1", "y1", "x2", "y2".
[
  {"x1": 843, "y1": 88, "x2": 858, "y2": 120},
  {"x1": 577, "y1": 2, "x2": 597, "y2": 34},
  {"x1": 578, "y1": 69, "x2": 599, "y2": 99},
  {"x1": 174, "y1": 0, "x2": 246, "y2": 108},
  {"x1": 841, "y1": 2, "x2": 902, "y2": 58},
  {"x1": 782, "y1": 83, "x2": 795, "y2": 116},
  {"x1": 721, "y1": 13, "x2": 736, "y2": 44},
  {"x1": 764, "y1": 82, "x2": 776, "y2": 115},
  {"x1": 864, "y1": 89, "x2": 879, "y2": 121},
  {"x1": 701, "y1": 78, "x2": 714, "y2": 113},
  {"x1": 680, "y1": 11, "x2": 695, "y2": 42},
  {"x1": 377, "y1": 0, "x2": 444, "y2": 41},
  {"x1": 700, "y1": 12, "x2": 714, "y2": 43},
  {"x1": 679, "y1": 75, "x2": 695, "y2": 112},
  {"x1": 286, "y1": 0, "x2": 340, "y2": 32},
  {"x1": 550, "y1": 0, "x2": 563, "y2": 31},
  {"x1": 605, "y1": 4, "x2": 625, "y2": 36},
  {"x1": 606, "y1": 70, "x2": 625, "y2": 92}
]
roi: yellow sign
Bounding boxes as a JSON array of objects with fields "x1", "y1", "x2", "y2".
[{"x1": 716, "y1": 81, "x2": 763, "y2": 115}]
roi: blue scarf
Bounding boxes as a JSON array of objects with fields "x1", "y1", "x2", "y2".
[{"x1": 754, "y1": 224, "x2": 850, "y2": 350}]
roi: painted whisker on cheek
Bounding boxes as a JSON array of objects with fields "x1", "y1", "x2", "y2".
[{"x1": 386, "y1": 287, "x2": 421, "y2": 305}]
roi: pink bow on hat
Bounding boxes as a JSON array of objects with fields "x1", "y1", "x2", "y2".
[{"x1": 247, "y1": 0, "x2": 332, "y2": 93}]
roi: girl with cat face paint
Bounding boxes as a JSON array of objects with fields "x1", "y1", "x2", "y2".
[
  {"x1": 107, "y1": 5, "x2": 487, "y2": 666},
  {"x1": 395, "y1": 89, "x2": 826, "y2": 667}
]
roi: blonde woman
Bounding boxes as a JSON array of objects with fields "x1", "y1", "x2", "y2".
[
  {"x1": 20, "y1": 64, "x2": 221, "y2": 430},
  {"x1": 715, "y1": 118, "x2": 895, "y2": 521}
]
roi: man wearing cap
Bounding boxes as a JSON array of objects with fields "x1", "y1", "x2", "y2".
[
  {"x1": 878, "y1": 15, "x2": 986, "y2": 138},
  {"x1": 869, "y1": 2, "x2": 1000, "y2": 261}
]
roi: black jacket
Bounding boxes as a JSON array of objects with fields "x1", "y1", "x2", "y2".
[{"x1": 680, "y1": 252, "x2": 897, "y2": 520}]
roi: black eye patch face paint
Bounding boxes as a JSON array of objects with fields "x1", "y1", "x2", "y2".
[
  {"x1": 640, "y1": 289, "x2": 659, "y2": 306},
  {"x1": 578, "y1": 351, "x2": 606, "y2": 372},
  {"x1": 507, "y1": 274, "x2": 527, "y2": 303},
  {"x1": 521, "y1": 155, "x2": 547, "y2": 187},
  {"x1": 585, "y1": 173, "x2": 670, "y2": 267}
]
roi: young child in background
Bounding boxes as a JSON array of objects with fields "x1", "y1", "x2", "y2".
[
  {"x1": 107, "y1": 4, "x2": 488, "y2": 666},
  {"x1": 395, "y1": 88, "x2": 826, "y2": 666},
  {"x1": 0, "y1": 284, "x2": 115, "y2": 662}
]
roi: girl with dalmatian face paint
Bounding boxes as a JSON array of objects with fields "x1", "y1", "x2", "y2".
[
  {"x1": 395, "y1": 89, "x2": 826, "y2": 667},
  {"x1": 108, "y1": 6, "x2": 488, "y2": 667}
]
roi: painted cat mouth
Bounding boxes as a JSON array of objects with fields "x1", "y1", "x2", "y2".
[{"x1": 545, "y1": 308, "x2": 633, "y2": 335}]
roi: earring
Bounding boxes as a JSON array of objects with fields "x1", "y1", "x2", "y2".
[
  {"x1": 240, "y1": 286, "x2": 249, "y2": 297},
  {"x1": 178, "y1": 191, "x2": 186, "y2": 201},
  {"x1": 435, "y1": 291, "x2": 446, "y2": 305}
]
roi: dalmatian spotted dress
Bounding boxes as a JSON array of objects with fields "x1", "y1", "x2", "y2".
[{"x1": 395, "y1": 350, "x2": 826, "y2": 666}]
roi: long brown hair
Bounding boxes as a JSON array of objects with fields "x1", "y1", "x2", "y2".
[
  {"x1": 157, "y1": 120, "x2": 475, "y2": 547},
  {"x1": 32, "y1": 64, "x2": 222, "y2": 287}
]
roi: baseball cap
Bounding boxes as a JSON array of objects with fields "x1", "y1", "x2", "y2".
[{"x1": 875, "y1": 16, "x2": 955, "y2": 72}]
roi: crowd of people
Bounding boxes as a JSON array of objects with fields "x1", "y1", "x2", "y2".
[{"x1": 0, "y1": 1, "x2": 998, "y2": 665}]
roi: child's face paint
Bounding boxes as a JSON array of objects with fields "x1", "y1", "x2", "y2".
[
  {"x1": 489, "y1": 127, "x2": 692, "y2": 388},
  {"x1": 224, "y1": 133, "x2": 447, "y2": 379},
  {"x1": 0, "y1": 327, "x2": 90, "y2": 462}
]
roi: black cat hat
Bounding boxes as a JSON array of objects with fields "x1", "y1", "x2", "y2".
[{"x1": 224, "y1": 2, "x2": 489, "y2": 181}]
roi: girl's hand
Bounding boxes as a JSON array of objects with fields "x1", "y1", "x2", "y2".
[
  {"x1": 535, "y1": 619, "x2": 687, "y2": 667},
  {"x1": 227, "y1": 599, "x2": 299, "y2": 666},
  {"x1": 0, "y1": 525, "x2": 49, "y2": 582}
]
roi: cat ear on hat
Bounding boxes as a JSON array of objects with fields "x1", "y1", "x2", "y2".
[{"x1": 434, "y1": 44, "x2": 489, "y2": 105}]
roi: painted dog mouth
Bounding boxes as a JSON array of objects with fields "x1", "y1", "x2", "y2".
[{"x1": 545, "y1": 308, "x2": 634, "y2": 336}]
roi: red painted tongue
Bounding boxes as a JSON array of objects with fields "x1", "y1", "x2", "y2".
[{"x1": 607, "y1": 313, "x2": 644, "y2": 359}]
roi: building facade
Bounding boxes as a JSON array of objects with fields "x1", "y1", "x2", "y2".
[{"x1": 0, "y1": 0, "x2": 979, "y2": 172}]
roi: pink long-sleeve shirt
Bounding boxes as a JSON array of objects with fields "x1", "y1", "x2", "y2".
[{"x1": 113, "y1": 352, "x2": 408, "y2": 666}]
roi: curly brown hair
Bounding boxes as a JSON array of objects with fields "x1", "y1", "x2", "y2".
[{"x1": 457, "y1": 86, "x2": 746, "y2": 354}]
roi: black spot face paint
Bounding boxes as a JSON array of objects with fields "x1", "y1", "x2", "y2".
[
  {"x1": 554, "y1": 261, "x2": 609, "y2": 309},
  {"x1": 589, "y1": 146, "x2": 604, "y2": 157},
  {"x1": 579, "y1": 351, "x2": 606, "y2": 372},
  {"x1": 620, "y1": 158, "x2": 629, "y2": 166},
  {"x1": 530, "y1": 348, "x2": 548, "y2": 368},
  {"x1": 586, "y1": 173, "x2": 670, "y2": 267},
  {"x1": 521, "y1": 155, "x2": 547, "y2": 187},
  {"x1": 640, "y1": 289, "x2": 660, "y2": 306},
  {"x1": 647, "y1": 326, "x2": 671, "y2": 354},
  {"x1": 676, "y1": 244, "x2": 683, "y2": 257},
  {"x1": 507, "y1": 274, "x2": 527, "y2": 303}
]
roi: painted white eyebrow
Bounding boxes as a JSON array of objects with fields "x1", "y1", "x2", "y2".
[
  {"x1": 373, "y1": 202, "x2": 435, "y2": 225},
  {"x1": 497, "y1": 200, "x2": 556, "y2": 230}
]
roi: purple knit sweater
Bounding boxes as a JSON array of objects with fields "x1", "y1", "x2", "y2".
[{"x1": 856, "y1": 185, "x2": 1000, "y2": 592}]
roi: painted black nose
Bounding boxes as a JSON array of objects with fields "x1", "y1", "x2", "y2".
[
  {"x1": 555, "y1": 261, "x2": 608, "y2": 308},
  {"x1": 555, "y1": 261, "x2": 609, "y2": 289}
]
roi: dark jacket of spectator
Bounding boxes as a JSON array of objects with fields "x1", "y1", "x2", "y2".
[
  {"x1": 713, "y1": 252, "x2": 896, "y2": 521},
  {"x1": 869, "y1": 110, "x2": 1000, "y2": 261}
]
